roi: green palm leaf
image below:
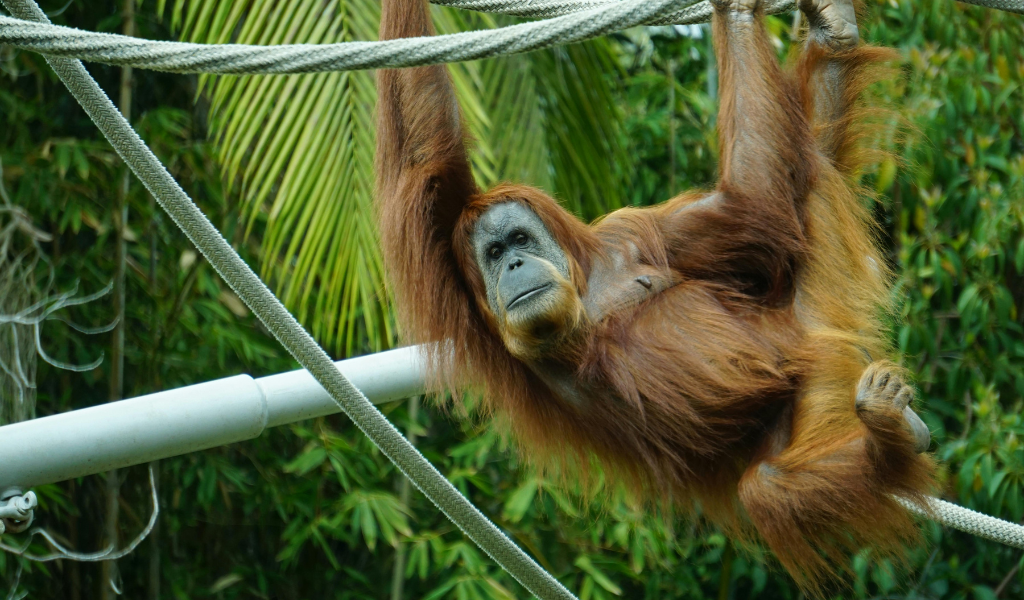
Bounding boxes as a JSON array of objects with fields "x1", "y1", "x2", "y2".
[{"x1": 161, "y1": 0, "x2": 627, "y2": 355}]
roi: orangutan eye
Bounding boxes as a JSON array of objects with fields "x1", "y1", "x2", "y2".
[
  {"x1": 513, "y1": 233, "x2": 528, "y2": 246},
  {"x1": 488, "y1": 245, "x2": 503, "y2": 260}
]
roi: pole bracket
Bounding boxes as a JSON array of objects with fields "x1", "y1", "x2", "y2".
[{"x1": 0, "y1": 489, "x2": 37, "y2": 534}]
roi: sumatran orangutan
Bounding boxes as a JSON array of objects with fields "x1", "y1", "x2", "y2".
[{"x1": 376, "y1": 0, "x2": 935, "y2": 589}]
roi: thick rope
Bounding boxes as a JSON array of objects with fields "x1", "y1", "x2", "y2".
[
  {"x1": 429, "y1": 0, "x2": 722, "y2": 24},
  {"x1": 0, "y1": 0, "x2": 793, "y2": 75},
  {"x1": 0, "y1": 0, "x2": 1020, "y2": 76},
  {"x1": 434, "y1": 0, "x2": 1023, "y2": 14},
  {"x1": 898, "y1": 496, "x2": 1024, "y2": 549},
  {"x1": 955, "y1": 0, "x2": 1024, "y2": 11},
  {"x1": 0, "y1": 0, "x2": 588, "y2": 598},
  {"x1": 1, "y1": 0, "x2": 1018, "y2": 75}
]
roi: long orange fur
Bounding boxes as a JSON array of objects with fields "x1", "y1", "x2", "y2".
[{"x1": 375, "y1": 0, "x2": 935, "y2": 591}]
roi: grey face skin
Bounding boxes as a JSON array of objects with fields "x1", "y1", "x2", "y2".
[{"x1": 471, "y1": 202, "x2": 571, "y2": 320}]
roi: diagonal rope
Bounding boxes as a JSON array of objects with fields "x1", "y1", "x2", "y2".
[{"x1": 0, "y1": 0, "x2": 643, "y2": 596}]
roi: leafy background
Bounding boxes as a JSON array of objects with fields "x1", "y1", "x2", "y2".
[{"x1": 0, "y1": 0, "x2": 1021, "y2": 598}]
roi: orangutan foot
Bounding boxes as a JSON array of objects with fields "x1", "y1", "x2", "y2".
[
  {"x1": 800, "y1": 0, "x2": 859, "y2": 49},
  {"x1": 856, "y1": 362, "x2": 931, "y2": 453}
]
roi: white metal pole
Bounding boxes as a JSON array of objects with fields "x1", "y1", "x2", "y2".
[
  {"x1": 0, "y1": 346, "x2": 427, "y2": 490},
  {"x1": 262, "y1": 346, "x2": 426, "y2": 427}
]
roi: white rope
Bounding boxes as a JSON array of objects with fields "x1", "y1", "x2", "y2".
[
  {"x1": 0, "y1": 0, "x2": 1019, "y2": 77},
  {"x1": 0, "y1": 0, "x2": 589, "y2": 597},
  {"x1": 0, "y1": 0, "x2": 794, "y2": 75},
  {"x1": 435, "y1": 0, "x2": 1023, "y2": 15},
  {"x1": 0, "y1": 0, "x2": 1017, "y2": 76},
  {"x1": 430, "y1": 0, "x2": 722, "y2": 23},
  {"x1": 955, "y1": 0, "x2": 1024, "y2": 11},
  {"x1": 898, "y1": 496, "x2": 1024, "y2": 550}
]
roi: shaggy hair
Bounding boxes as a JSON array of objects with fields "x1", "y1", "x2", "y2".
[{"x1": 375, "y1": 0, "x2": 934, "y2": 591}]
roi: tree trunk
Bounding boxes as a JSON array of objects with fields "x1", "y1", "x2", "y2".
[
  {"x1": 667, "y1": 57, "x2": 676, "y2": 195},
  {"x1": 390, "y1": 397, "x2": 420, "y2": 600},
  {"x1": 148, "y1": 210, "x2": 161, "y2": 600},
  {"x1": 101, "y1": 0, "x2": 133, "y2": 597}
]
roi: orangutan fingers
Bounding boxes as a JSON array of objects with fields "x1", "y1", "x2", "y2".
[
  {"x1": 855, "y1": 361, "x2": 909, "y2": 414},
  {"x1": 894, "y1": 386, "x2": 915, "y2": 412},
  {"x1": 856, "y1": 361, "x2": 931, "y2": 454},
  {"x1": 882, "y1": 376, "x2": 903, "y2": 404}
]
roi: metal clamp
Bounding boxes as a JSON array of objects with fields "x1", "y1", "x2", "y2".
[{"x1": 0, "y1": 488, "x2": 37, "y2": 534}]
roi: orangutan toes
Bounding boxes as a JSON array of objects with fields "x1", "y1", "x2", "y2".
[
  {"x1": 856, "y1": 363, "x2": 912, "y2": 412},
  {"x1": 800, "y1": 0, "x2": 859, "y2": 49},
  {"x1": 856, "y1": 362, "x2": 931, "y2": 453}
]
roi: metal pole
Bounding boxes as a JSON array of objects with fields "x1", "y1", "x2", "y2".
[{"x1": 0, "y1": 346, "x2": 427, "y2": 490}]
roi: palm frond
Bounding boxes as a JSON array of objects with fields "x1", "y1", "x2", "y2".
[
  {"x1": 164, "y1": 0, "x2": 388, "y2": 356},
  {"x1": 533, "y1": 40, "x2": 628, "y2": 219},
  {"x1": 162, "y1": 0, "x2": 629, "y2": 355}
]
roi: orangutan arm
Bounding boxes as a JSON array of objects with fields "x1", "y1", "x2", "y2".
[
  {"x1": 376, "y1": 0, "x2": 481, "y2": 342},
  {"x1": 658, "y1": 1, "x2": 815, "y2": 304},
  {"x1": 376, "y1": 0, "x2": 478, "y2": 260}
]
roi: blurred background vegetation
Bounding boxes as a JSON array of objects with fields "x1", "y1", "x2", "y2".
[{"x1": 0, "y1": 0, "x2": 1021, "y2": 598}]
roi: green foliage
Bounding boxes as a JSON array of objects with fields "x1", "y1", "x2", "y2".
[
  {"x1": 865, "y1": 1, "x2": 1024, "y2": 597},
  {"x1": 160, "y1": 0, "x2": 391, "y2": 357},
  {"x1": 0, "y1": 0, "x2": 1021, "y2": 599}
]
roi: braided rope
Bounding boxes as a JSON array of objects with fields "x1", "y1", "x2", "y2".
[
  {"x1": 0, "y1": 0, "x2": 796, "y2": 75},
  {"x1": 1, "y1": 0, "x2": 1017, "y2": 75},
  {"x1": 955, "y1": 0, "x2": 1024, "y2": 12},
  {"x1": 435, "y1": 0, "x2": 1023, "y2": 15},
  {"x1": 898, "y1": 496, "x2": 1024, "y2": 549},
  {"x1": 2, "y1": 0, "x2": 1018, "y2": 76},
  {"x1": 430, "y1": 0, "x2": 723, "y2": 24}
]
